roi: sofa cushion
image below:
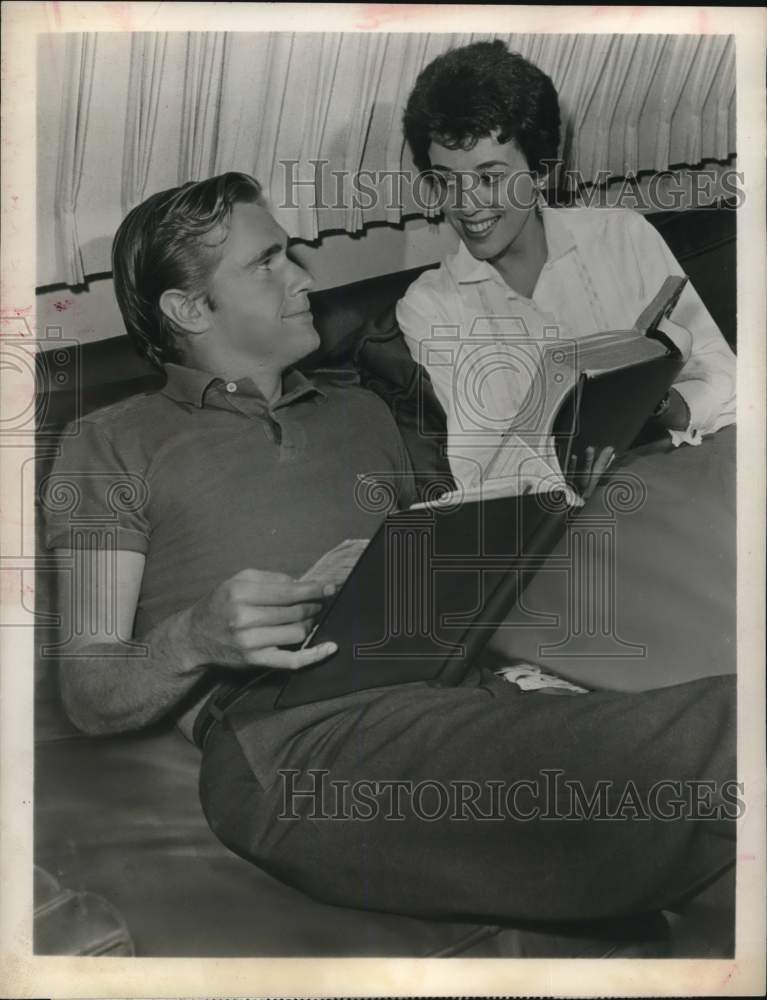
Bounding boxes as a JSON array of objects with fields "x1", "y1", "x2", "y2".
[
  {"x1": 489, "y1": 426, "x2": 736, "y2": 691},
  {"x1": 35, "y1": 727, "x2": 677, "y2": 957},
  {"x1": 649, "y1": 204, "x2": 736, "y2": 349},
  {"x1": 34, "y1": 728, "x2": 503, "y2": 957}
]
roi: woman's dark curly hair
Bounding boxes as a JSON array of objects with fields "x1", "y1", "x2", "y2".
[
  {"x1": 112, "y1": 172, "x2": 263, "y2": 369},
  {"x1": 403, "y1": 40, "x2": 561, "y2": 176}
]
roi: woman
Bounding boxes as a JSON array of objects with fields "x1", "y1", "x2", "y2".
[{"x1": 397, "y1": 40, "x2": 736, "y2": 493}]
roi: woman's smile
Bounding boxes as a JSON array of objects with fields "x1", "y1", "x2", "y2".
[{"x1": 460, "y1": 215, "x2": 501, "y2": 239}]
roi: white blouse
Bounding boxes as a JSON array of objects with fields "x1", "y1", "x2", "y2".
[{"x1": 396, "y1": 205, "x2": 736, "y2": 492}]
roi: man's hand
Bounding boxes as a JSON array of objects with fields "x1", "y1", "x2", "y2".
[
  {"x1": 567, "y1": 445, "x2": 615, "y2": 500},
  {"x1": 185, "y1": 569, "x2": 338, "y2": 672}
]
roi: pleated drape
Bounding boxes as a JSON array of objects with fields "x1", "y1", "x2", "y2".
[
  {"x1": 121, "y1": 33, "x2": 167, "y2": 214},
  {"x1": 178, "y1": 32, "x2": 228, "y2": 183},
  {"x1": 53, "y1": 33, "x2": 97, "y2": 286},
  {"x1": 47, "y1": 31, "x2": 737, "y2": 286}
]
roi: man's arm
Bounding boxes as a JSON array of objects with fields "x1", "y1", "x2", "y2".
[{"x1": 56, "y1": 547, "x2": 338, "y2": 736}]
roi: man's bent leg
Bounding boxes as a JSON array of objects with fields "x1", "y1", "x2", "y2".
[{"x1": 199, "y1": 671, "x2": 736, "y2": 924}]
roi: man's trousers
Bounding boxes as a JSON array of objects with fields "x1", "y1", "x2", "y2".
[{"x1": 198, "y1": 669, "x2": 736, "y2": 923}]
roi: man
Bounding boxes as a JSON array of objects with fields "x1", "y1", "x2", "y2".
[
  {"x1": 44, "y1": 172, "x2": 736, "y2": 929},
  {"x1": 44, "y1": 172, "x2": 412, "y2": 740}
]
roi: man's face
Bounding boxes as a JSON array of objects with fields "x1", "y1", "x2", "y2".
[
  {"x1": 428, "y1": 134, "x2": 539, "y2": 262},
  {"x1": 202, "y1": 200, "x2": 319, "y2": 367}
]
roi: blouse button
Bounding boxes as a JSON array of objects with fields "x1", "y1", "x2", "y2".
[{"x1": 225, "y1": 381, "x2": 237, "y2": 393}]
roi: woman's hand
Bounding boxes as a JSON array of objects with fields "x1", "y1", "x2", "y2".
[
  {"x1": 657, "y1": 316, "x2": 693, "y2": 364},
  {"x1": 567, "y1": 445, "x2": 615, "y2": 499},
  {"x1": 655, "y1": 388, "x2": 691, "y2": 432}
]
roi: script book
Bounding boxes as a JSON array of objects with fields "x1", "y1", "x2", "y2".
[{"x1": 276, "y1": 276, "x2": 689, "y2": 707}]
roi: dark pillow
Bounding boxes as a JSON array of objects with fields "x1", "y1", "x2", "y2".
[
  {"x1": 304, "y1": 303, "x2": 454, "y2": 501},
  {"x1": 343, "y1": 304, "x2": 455, "y2": 501}
]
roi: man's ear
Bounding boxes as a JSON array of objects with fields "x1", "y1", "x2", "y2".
[{"x1": 159, "y1": 288, "x2": 211, "y2": 335}]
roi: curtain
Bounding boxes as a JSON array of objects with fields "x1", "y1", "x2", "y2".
[
  {"x1": 670, "y1": 36, "x2": 720, "y2": 167},
  {"x1": 295, "y1": 33, "x2": 343, "y2": 238},
  {"x1": 121, "y1": 33, "x2": 167, "y2": 214},
  {"x1": 701, "y1": 35, "x2": 735, "y2": 163},
  {"x1": 178, "y1": 32, "x2": 228, "y2": 182},
  {"x1": 53, "y1": 32, "x2": 97, "y2": 286},
  {"x1": 342, "y1": 33, "x2": 388, "y2": 233},
  {"x1": 43, "y1": 31, "x2": 737, "y2": 287}
]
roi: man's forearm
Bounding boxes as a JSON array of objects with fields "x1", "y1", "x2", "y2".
[{"x1": 59, "y1": 606, "x2": 206, "y2": 736}]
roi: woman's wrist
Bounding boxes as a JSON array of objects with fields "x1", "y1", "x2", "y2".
[{"x1": 657, "y1": 388, "x2": 691, "y2": 432}]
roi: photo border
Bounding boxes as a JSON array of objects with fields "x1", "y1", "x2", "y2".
[{"x1": 1, "y1": 3, "x2": 764, "y2": 997}]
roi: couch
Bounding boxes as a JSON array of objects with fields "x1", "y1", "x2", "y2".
[{"x1": 33, "y1": 203, "x2": 736, "y2": 957}]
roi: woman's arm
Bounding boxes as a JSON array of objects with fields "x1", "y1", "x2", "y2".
[{"x1": 624, "y1": 210, "x2": 736, "y2": 444}]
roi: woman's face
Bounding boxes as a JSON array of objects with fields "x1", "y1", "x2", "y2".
[{"x1": 427, "y1": 133, "x2": 540, "y2": 262}]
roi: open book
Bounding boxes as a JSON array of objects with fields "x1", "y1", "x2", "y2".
[
  {"x1": 273, "y1": 276, "x2": 689, "y2": 708},
  {"x1": 473, "y1": 275, "x2": 689, "y2": 495}
]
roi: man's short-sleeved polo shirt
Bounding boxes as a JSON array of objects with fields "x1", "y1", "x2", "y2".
[{"x1": 43, "y1": 363, "x2": 415, "y2": 637}]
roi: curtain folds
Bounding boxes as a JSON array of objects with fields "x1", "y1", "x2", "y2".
[
  {"x1": 178, "y1": 32, "x2": 228, "y2": 183},
  {"x1": 343, "y1": 33, "x2": 389, "y2": 233},
  {"x1": 295, "y1": 33, "x2": 343, "y2": 239},
  {"x1": 46, "y1": 31, "x2": 737, "y2": 286},
  {"x1": 122, "y1": 33, "x2": 167, "y2": 214},
  {"x1": 54, "y1": 32, "x2": 97, "y2": 285}
]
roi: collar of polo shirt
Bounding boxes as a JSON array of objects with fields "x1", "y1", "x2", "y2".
[{"x1": 161, "y1": 362, "x2": 325, "y2": 409}]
